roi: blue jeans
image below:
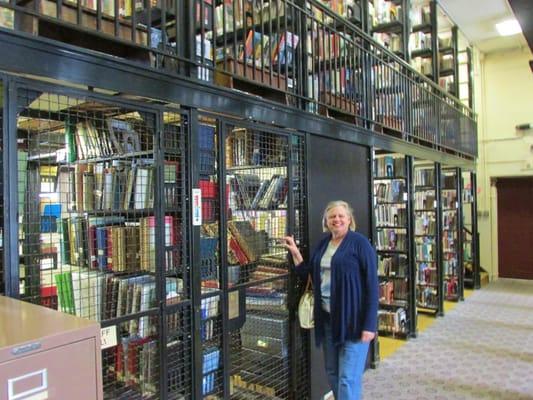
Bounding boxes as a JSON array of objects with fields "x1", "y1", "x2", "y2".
[{"x1": 322, "y1": 315, "x2": 369, "y2": 400}]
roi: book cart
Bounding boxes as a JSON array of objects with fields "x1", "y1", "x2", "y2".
[{"x1": 372, "y1": 150, "x2": 416, "y2": 338}]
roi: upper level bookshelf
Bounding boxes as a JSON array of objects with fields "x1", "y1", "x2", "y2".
[
  {"x1": 3, "y1": 0, "x2": 477, "y2": 159},
  {"x1": 370, "y1": 0, "x2": 409, "y2": 59},
  {"x1": 408, "y1": 0, "x2": 462, "y2": 98}
]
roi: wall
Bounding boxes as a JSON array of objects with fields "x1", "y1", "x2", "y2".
[{"x1": 475, "y1": 46, "x2": 533, "y2": 280}]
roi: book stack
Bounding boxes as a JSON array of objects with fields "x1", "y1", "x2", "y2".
[{"x1": 378, "y1": 307, "x2": 406, "y2": 334}]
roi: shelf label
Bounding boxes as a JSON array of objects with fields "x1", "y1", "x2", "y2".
[
  {"x1": 192, "y1": 188, "x2": 202, "y2": 226},
  {"x1": 100, "y1": 326, "x2": 117, "y2": 350}
]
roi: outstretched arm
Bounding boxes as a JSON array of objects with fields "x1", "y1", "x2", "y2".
[{"x1": 281, "y1": 235, "x2": 304, "y2": 266}]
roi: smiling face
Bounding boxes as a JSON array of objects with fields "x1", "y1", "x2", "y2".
[{"x1": 326, "y1": 205, "x2": 351, "y2": 238}]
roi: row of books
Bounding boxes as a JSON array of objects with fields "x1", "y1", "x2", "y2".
[
  {"x1": 415, "y1": 241, "x2": 434, "y2": 262},
  {"x1": 225, "y1": 129, "x2": 287, "y2": 168},
  {"x1": 112, "y1": 336, "x2": 158, "y2": 397},
  {"x1": 444, "y1": 276, "x2": 459, "y2": 299},
  {"x1": 418, "y1": 264, "x2": 437, "y2": 285},
  {"x1": 378, "y1": 308, "x2": 407, "y2": 334},
  {"x1": 57, "y1": 215, "x2": 176, "y2": 272},
  {"x1": 373, "y1": 32, "x2": 402, "y2": 54},
  {"x1": 415, "y1": 214, "x2": 436, "y2": 234},
  {"x1": 0, "y1": 5, "x2": 13, "y2": 29},
  {"x1": 443, "y1": 257, "x2": 458, "y2": 277},
  {"x1": 240, "y1": 30, "x2": 300, "y2": 68},
  {"x1": 417, "y1": 286, "x2": 437, "y2": 308},
  {"x1": 374, "y1": 93, "x2": 404, "y2": 120},
  {"x1": 232, "y1": 210, "x2": 287, "y2": 240},
  {"x1": 410, "y1": 31, "x2": 431, "y2": 54},
  {"x1": 411, "y1": 57, "x2": 433, "y2": 76},
  {"x1": 65, "y1": 118, "x2": 150, "y2": 162},
  {"x1": 374, "y1": 180, "x2": 406, "y2": 203},
  {"x1": 443, "y1": 211, "x2": 457, "y2": 228},
  {"x1": 379, "y1": 278, "x2": 408, "y2": 305},
  {"x1": 229, "y1": 173, "x2": 289, "y2": 211},
  {"x1": 376, "y1": 229, "x2": 407, "y2": 252},
  {"x1": 375, "y1": 204, "x2": 406, "y2": 227},
  {"x1": 442, "y1": 191, "x2": 458, "y2": 208},
  {"x1": 414, "y1": 167, "x2": 435, "y2": 186},
  {"x1": 57, "y1": 162, "x2": 159, "y2": 213},
  {"x1": 55, "y1": 270, "x2": 181, "y2": 326},
  {"x1": 370, "y1": 0, "x2": 401, "y2": 26},
  {"x1": 414, "y1": 191, "x2": 436, "y2": 210},
  {"x1": 227, "y1": 220, "x2": 267, "y2": 266},
  {"x1": 374, "y1": 155, "x2": 406, "y2": 178},
  {"x1": 378, "y1": 254, "x2": 407, "y2": 278}
]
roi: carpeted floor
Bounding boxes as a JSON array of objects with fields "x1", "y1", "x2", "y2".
[{"x1": 363, "y1": 279, "x2": 533, "y2": 400}]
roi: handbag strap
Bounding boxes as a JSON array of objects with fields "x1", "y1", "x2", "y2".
[{"x1": 305, "y1": 275, "x2": 313, "y2": 291}]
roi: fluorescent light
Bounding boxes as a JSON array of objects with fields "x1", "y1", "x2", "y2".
[{"x1": 495, "y1": 19, "x2": 522, "y2": 36}]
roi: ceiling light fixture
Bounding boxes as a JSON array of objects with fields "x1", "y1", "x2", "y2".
[{"x1": 495, "y1": 19, "x2": 522, "y2": 36}]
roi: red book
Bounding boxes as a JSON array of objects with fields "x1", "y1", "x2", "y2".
[{"x1": 229, "y1": 236, "x2": 249, "y2": 265}]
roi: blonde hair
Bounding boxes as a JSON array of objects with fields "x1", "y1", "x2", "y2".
[{"x1": 322, "y1": 200, "x2": 356, "y2": 232}]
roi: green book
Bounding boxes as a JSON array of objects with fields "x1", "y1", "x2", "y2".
[
  {"x1": 65, "y1": 119, "x2": 77, "y2": 163},
  {"x1": 59, "y1": 218, "x2": 71, "y2": 265},
  {"x1": 54, "y1": 273, "x2": 66, "y2": 313},
  {"x1": 63, "y1": 271, "x2": 75, "y2": 315}
]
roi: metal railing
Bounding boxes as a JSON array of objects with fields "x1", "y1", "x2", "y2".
[{"x1": 1, "y1": 0, "x2": 477, "y2": 157}]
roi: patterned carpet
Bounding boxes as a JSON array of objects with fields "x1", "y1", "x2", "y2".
[{"x1": 363, "y1": 279, "x2": 533, "y2": 400}]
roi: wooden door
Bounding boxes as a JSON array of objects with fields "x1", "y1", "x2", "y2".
[{"x1": 496, "y1": 177, "x2": 533, "y2": 279}]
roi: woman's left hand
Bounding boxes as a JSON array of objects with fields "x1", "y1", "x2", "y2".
[{"x1": 361, "y1": 330, "x2": 376, "y2": 343}]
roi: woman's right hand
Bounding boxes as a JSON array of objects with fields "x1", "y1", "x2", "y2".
[{"x1": 281, "y1": 236, "x2": 303, "y2": 265}]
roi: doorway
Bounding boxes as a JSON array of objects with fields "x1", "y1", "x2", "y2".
[{"x1": 496, "y1": 177, "x2": 533, "y2": 279}]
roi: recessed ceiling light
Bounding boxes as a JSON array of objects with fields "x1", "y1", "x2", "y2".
[{"x1": 495, "y1": 19, "x2": 522, "y2": 36}]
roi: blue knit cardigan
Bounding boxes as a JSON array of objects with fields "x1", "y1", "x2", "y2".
[{"x1": 295, "y1": 230, "x2": 378, "y2": 346}]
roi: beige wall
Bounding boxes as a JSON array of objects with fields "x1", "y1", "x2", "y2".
[{"x1": 475, "y1": 46, "x2": 533, "y2": 280}]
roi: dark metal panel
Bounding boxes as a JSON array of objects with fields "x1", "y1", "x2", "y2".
[
  {"x1": 189, "y1": 108, "x2": 204, "y2": 400},
  {"x1": 307, "y1": 135, "x2": 371, "y2": 400},
  {"x1": 0, "y1": 31, "x2": 476, "y2": 169},
  {"x1": 3, "y1": 77, "x2": 19, "y2": 297}
]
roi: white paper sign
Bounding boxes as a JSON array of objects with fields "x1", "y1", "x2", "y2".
[
  {"x1": 192, "y1": 188, "x2": 202, "y2": 226},
  {"x1": 100, "y1": 326, "x2": 117, "y2": 350}
]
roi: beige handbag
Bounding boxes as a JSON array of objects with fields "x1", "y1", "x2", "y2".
[{"x1": 298, "y1": 276, "x2": 314, "y2": 329}]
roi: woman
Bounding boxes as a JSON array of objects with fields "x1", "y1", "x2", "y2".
[{"x1": 282, "y1": 200, "x2": 378, "y2": 400}]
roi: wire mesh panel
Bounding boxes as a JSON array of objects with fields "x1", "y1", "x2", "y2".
[
  {"x1": 166, "y1": 304, "x2": 194, "y2": 399},
  {"x1": 15, "y1": 87, "x2": 162, "y2": 398},
  {"x1": 196, "y1": 115, "x2": 225, "y2": 398},
  {"x1": 223, "y1": 125, "x2": 307, "y2": 399},
  {"x1": 230, "y1": 279, "x2": 289, "y2": 399},
  {"x1": 288, "y1": 133, "x2": 308, "y2": 399},
  {"x1": 162, "y1": 110, "x2": 194, "y2": 399}
]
